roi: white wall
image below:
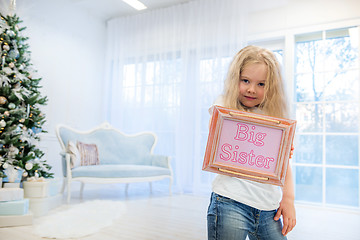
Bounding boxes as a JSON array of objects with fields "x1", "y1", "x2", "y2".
[
  {"x1": 1, "y1": 0, "x2": 107, "y2": 177},
  {"x1": 1, "y1": 0, "x2": 359, "y2": 179}
]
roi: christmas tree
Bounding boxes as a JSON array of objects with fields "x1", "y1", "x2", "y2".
[{"x1": 0, "y1": 13, "x2": 53, "y2": 181}]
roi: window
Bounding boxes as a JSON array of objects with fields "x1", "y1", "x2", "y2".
[
  {"x1": 293, "y1": 27, "x2": 360, "y2": 208},
  {"x1": 120, "y1": 55, "x2": 182, "y2": 161},
  {"x1": 198, "y1": 56, "x2": 232, "y2": 188}
]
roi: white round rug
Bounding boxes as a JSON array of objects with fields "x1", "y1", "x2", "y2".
[{"x1": 33, "y1": 200, "x2": 126, "y2": 239}]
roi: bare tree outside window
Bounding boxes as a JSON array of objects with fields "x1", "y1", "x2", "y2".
[{"x1": 294, "y1": 27, "x2": 360, "y2": 208}]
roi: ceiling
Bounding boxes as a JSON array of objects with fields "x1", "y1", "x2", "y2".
[{"x1": 71, "y1": 0, "x2": 193, "y2": 20}]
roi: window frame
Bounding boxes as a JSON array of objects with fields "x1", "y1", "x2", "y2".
[{"x1": 248, "y1": 19, "x2": 360, "y2": 211}]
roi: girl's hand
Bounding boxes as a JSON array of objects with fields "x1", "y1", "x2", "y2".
[{"x1": 274, "y1": 197, "x2": 296, "y2": 236}]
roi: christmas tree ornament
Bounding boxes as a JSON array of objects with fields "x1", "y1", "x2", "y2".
[
  {"x1": 0, "y1": 119, "x2": 6, "y2": 127},
  {"x1": 8, "y1": 103, "x2": 16, "y2": 109},
  {"x1": 3, "y1": 67, "x2": 12, "y2": 75},
  {"x1": 6, "y1": 30, "x2": 15, "y2": 37},
  {"x1": 32, "y1": 127, "x2": 42, "y2": 134},
  {"x1": 19, "y1": 118, "x2": 25, "y2": 123},
  {"x1": 0, "y1": 96, "x2": 7, "y2": 104},
  {"x1": 3, "y1": 44, "x2": 10, "y2": 51},
  {"x1": 4, "y1": 111, "x2": 9, "y2": 116},
  {"x1": 22, "y1": 171, "x2": 28, "y2": 177},
  {"x1": 25, "y1": 162, "x2": 33, "y2": 170},
  {"x1": 8, "y1": 145, "x2": 19, "y2": 156},
  {"x1": 9, "y1": 49, "x2": 19, "y2": 59},
  {"x1": 8, "y1": 62, "x2": 14, "y2": 68}
]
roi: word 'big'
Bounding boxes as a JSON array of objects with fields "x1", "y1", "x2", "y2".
[{"x1": 234, "y1": 123, "x2": 267, "y2": 146}]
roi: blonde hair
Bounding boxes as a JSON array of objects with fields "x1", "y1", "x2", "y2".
[{"x1": 222, "y1": 45, "x2": 288, "y2": 118}]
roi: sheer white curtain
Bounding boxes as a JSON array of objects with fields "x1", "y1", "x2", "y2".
[{"x1": 104, "y1": 0, "x2": 247, "y2": 194}]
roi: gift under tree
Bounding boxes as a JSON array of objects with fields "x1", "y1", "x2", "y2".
[{"x1": 0, "y1": 13, "x2": 53, "y2": 182}]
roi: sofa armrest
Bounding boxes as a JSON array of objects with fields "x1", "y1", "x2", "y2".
[{"x1": 150, "y1": 154, "x2": 171, "y2": 169}]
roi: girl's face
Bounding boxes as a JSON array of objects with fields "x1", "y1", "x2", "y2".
[{"x1": 238, "y1": 63, "x2": 267, "y2": 108}]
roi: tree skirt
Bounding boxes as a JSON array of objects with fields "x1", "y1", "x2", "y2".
[{"x1": 33, "y1": 200, "x2": 126, "y2": 239}]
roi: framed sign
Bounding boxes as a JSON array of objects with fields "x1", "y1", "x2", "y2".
[{"x1": 202, "y1": 105, "x2": 296, "y2": 186}]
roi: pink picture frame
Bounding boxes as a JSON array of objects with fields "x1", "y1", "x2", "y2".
[{"x1": 202, "y1": 105, "x2": 296, "y2": 186}]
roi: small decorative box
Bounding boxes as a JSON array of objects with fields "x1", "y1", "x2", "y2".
[{"x1": 23, "y1": 180, "x2": 49, "y2": 198}]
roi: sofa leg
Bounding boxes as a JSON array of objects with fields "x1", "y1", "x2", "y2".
[
  {"x1": 125, "y1": 183, "x2": 129, "y2": 195},
  {"x1": 80, "y1": 182, "x2": 85, "y2": 199},
  {"x1": 61, "y1": 178, "x2": 66, "y2": 194},
  {"x1": 67, "y1": 178, "x2": 71, "y2": 204},
  {"x1": 169, "y1": 178, "x2": 172, "y2": 196}
]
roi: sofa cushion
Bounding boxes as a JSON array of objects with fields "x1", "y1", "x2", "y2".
[
  {"x1": 67, "y1": 141, "x2": 81, "y2": 168},
  {"x1": 77, "y1": 141, "x2": 100, "y2": 166},
  {"x1": 71, "y1": 165, "x2": 171, "y2": 178}
]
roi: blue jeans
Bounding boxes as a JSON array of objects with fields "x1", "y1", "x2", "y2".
[{"x1": 207, "y1": 192, "x2": 287, "y2": 240}]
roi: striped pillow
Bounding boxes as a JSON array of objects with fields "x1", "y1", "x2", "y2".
[{"x1": 76, "y1": 141, "x2": 100, "y2": 166}]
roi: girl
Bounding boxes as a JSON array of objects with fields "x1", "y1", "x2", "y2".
[{"x1": 207, "y1": 45, "x2": 296, "y2": 240}]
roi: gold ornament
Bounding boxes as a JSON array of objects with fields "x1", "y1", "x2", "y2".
[{"x1": 0, "y1": 96, "x2": 7, "y2": 105}]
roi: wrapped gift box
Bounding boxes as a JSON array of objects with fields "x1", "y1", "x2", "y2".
[
  {"x1": 3, "y1": 182, "x2": 21, "y2": 188},
  {"x1": 23, "y1": 181, "x2": 49, "y2": 198},
  {"x1": 2, "y1": 169, "x2": 23, "y2": 183},
  {"x1": 0, "y1": 188, "x2": 24, "y2": 202},
  {"x1": 0, "y1": 213, "x2": 33, "y2": 227},
  {"x1": 0, "y1": 199, "x2": 29, "y2": 216}
]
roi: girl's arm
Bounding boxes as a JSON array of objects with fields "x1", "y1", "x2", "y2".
[{"x1": 274, "y1": 164, "x2": 296, "y2": 236}]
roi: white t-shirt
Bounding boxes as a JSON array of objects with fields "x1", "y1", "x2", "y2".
[{"x1": 209, "y1": 99, "x2": 282, "y2": 211}]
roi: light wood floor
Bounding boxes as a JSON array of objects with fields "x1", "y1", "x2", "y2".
[{"x1": 1, "y1": 183, "x2": 360, "y2": 240}]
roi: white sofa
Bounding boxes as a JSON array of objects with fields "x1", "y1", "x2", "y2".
[{"x1": 55, "y1": 122, "x2": 173, "y2": 203}]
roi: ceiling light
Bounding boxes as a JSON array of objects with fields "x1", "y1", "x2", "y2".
[{"x1": 122, "y1": 0, "x2": 147, "y2": 11}]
